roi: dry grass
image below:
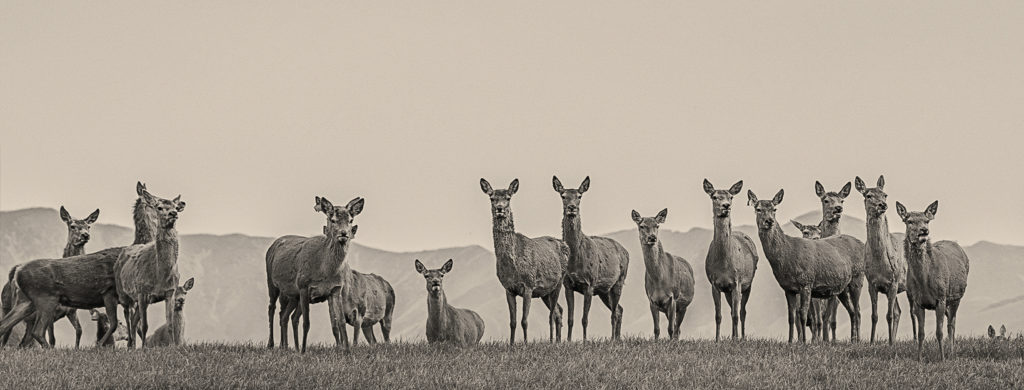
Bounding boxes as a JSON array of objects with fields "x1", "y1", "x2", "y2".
[{"x1": 1, "y1": 338, "x2": 1022, "y2": 389}]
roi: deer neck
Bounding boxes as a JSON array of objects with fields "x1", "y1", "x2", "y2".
[
  {"x1": 710, "y1": 215, "x2": 733, "y2": 258},
  {"x1": 641, "y1": 241, "x2": 670, "y2": 278},
  {"x1": 63, "y1": 234, "x2": 85, "y2": 258},
  {"x1": 154, "y1": 225, "x2": 179, "y2": 273},
  {"x1": 904, "y1": 239, "x2": 935, "y2": 279},
  {"x1": 426, "y1": 290, "x2": 448, "y2": 329},
  {"x1": 168, "y1": 309, "x2": 184, "y2": 342},
  {"x1": 865, "y1": 213, "x2": 893, "y2": 262},
  {"x1": 562, "y1": 214, "x2": 585, "y2": 254},
  {"x1": 492, "y1": 212, "x2": 519, "y2": 263},
  {"x1": 757, "y1": 220, "x2": 792, "y2": 268},
  {"x1": 320, "y1": 237, "x2": 351, "y2": 275},
  {"x1": 133, "y1": 198, "x2": 157, "y2": 245},
  {"x1": 819, "y1": 211, "x2": 841, "y2": 238}
]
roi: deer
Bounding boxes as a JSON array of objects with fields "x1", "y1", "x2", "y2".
[
  {"x1": 553, "y1": 176, "x2": 630, "y2": 341},
  {"x1": 895, "y1": 201, "x2": 969, "y2": 361},
  {"x1": 747, "y1": 189, "x2": 864, "y2": 343},
  {"x1": 266, "y1": 196, "x2": 363, "y2": 353},
  {"x1": 789, "y1": 220, "x2": 826, "y2": 341},
  {"x1": 415, "y1": 259, "x2": 485, "y2": 345},
  {"x1": 480, "y1": 178, "x2": 568, "y2": 344},
  {"x1": 328, "y1": 224, "x2": 395, "y2": 346},
  {"x1": 855, "y1": 175, "x2": 917, "y2": 345},
  {"x1": 114, "y1": 184, "x2": 186, "y2": 348},
  {"x1": 702, "y1": 180, "x2": 759, "y2": 341},
  {"x1": 989, "y1": 325, "x2": 1009, "y2": 341},
  {"x1": 89, "y1": 309, "x2": 129, "y2": 347},
  {"x1": 1, "y1": 206, "x2": 98, "y2": 348},
  {"x1": 812, "y1": 181, "x2": 858, "y2": 342},
  {"x1": 632, "y1": 208, "x2": 694, "y2": 340},
  {"x1": 147, "y1": 277, "x2": 194, "y2": 347}
]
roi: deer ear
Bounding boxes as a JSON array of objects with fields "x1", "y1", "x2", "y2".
[
  {"x1": 925, "y1": 201, "x2": 938, "y2": 220},
  {"x1": 174, "y1": 198, "x2": 186, "y2": 212},
  {"x1": 59, "y1": 206, "x2": 72, "y2": 224},
  {"x1": 839, "y1": 182, "x2": 852, "y2": 199},
  {"x1": 350, "y1": 225, "x2": 358, "y2": 238},
  {"x1": 877, "y1": 175, "x2": 885, "y2": 189},
  {"x1": 747, "y1": 190, "x2": 758, "y2": 206},
  {"x1": 702, "y1": 179, "x2": 715, "y2": 196},
  {"x1": 895, "y1": 201, "x2": 908, "y2": 221},
  {"x1": 85, "y1": 209, "x2": 100, "y2": 224},
  {"x1": 552, "y1": 176, "x2": 564, "y2": 193},
  {"x1": 728, "y1": 181, "x2": 743, "y2": 196},
  {"x1": 772, "y1": 189, "x2": 785, "y2": 205},
  {"x1": 655, "y1": 208, "x2": 668, "y2": 224},
  {"x1": 480, "y1": 178, "x2": 493, "y2": 195},
  {"x1": 346, "y1": 197, "x2": 365, "y2": 217},
  {"x1": 315, "y1": 196, "x2": 333, "y2": 214},
  {"x1": 414, "y1": 259, "x2": 426, "y2": 274},
  {"x1": 323, "y1": 225, "x2": 328, "y2": 235},
  {"x1": 441, "y1": 259, "x2": 454, "y2": 274},
  {"x1": 631, "y1": 210, "x2": 642, "y2": 224},
  {"x1": 1001, "y1": 325, "x2": 1007, "y2": 336},
  {"x1": 508, "y1": 179, "x2": 519, "y2": 195},
  {"x1": 791, "y1": 220, "x2": 804, "y2": 230},
  {"x1": 814, "y1": 181, "x2": 825, "y2": 198},
  {"x1": 182, "y1": 277, "x2": 195, "y2": 291},
  {"x1": 136, "y1": 181, "x2": 148, "y2": 196},
  {"x1": 578, "y1": 176, "x2": 590, "y2": 193},
  {"x1": 989, "y1": 325, "x2": 996, "y2": 338},
  {"x1": 854, "y1": 176, "x2": 867, "y2": 195}
]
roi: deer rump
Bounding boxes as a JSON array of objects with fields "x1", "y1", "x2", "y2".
[{"x1": 771, "y1": 235, "x2": 862, "y2": 297}]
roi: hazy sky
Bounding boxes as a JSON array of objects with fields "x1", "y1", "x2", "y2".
[{"x1": 2, "y1": 2, "x2": 1022, "y2": 252}]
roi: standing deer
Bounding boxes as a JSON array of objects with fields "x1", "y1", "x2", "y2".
[
  {"x1": 855, "y1": 175, "x2": 917, "y2": 344},
  {"x1": 329, "y1": 249, "x2": 395, "y2": 345},
  {"x1": 147, "y1": 277, "x2": 194, "y2": 347},
  {"x1": 114, "y1": 184, "x2": 186, "y2": 348},
  {"x1": 748, "y1": 189, "x2": 864, "y2": 343},
  {"x1": 895, "y1": 201, "x2": 969, "y2": 361},
  {"x1": 1, "y1": 206, "x2": 98, "y2": 347},
  {"x1": 266, "y1": 196, "x2": 363, "y2": 353},
  {"x1": 632, "y1": 208, "x2": 694, "y2": 340},
  {"x1": 415, "y1": 259, "x2": 485, "y2": 345},
  {"x1": 813, "y1": 181, "x2": 857, "y2": 342},
  {"x1": 789, "y1": 220, "x2": 826, "y2": 341},
  {"x1": 702, "y1": 180, "x2": 758, "y2": 341},
  {"x1": 480, "y1": 178, "x2": 568, "y2": 344},
  {"x1": 553, "y1": 176, "x2": 629, "y2": 341},
  {"x1": 89, "y1": 309, "x2": 129, "y2": 347}
]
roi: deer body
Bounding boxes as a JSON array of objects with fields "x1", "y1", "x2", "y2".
[
  {"x1": 703, "y1": 180, "x2": 758, "y2": 341},
  {"x1": 811, "y1": 181, "x2": 861, "y2": 343},
  {"x1": 147, "y1": 278, "x2": 193, "y2": 347},
  {"x1": 90, "y1": 310, "x2": 129, "y2": 347},
  {"x1": 416, "y1": 259, "x2": 484, "y2": 345},
  {"x1": 633, "y1": 209, "x2": 694, "y2": 340},
  {"x1": 266, "y1": 196, "x2": 362, "y2": 353},
  {"x1": 481, "y1": 178, "x2": 568, "y2": 344},
  {"x1": 330, "y1": 269, "x2": 395, "y2": 345},
  {"x1": 554, "y1": 176, "x2": 629, "y2": 341}
]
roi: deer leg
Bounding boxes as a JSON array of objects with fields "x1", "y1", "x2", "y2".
[
  {"x1": 668, "y1": 294, "x2": 677, "y2": 340},
  {"x1": 847, "y1": 280, "x2": 863, "y2": 342},
  {"x1": 649, "y1": 301, "x2": 661, "y2": 340},
  {"x1": 798, "y1": 288, "x2": 812, "y2": 343},
  {"x1": 868, "y1": 283, "x2": 878, "y2": 343},
  {"x1": 914, "y1": 303, "x2": 926, "y2": 361},
  {"x1": 138, "y1": 300, "x2": 150, "y2": 348},
  {"x1": 327, "y1": 293, "x2": 342, "y2": 346},
  {"x1": 267, "y1": 287, "x2": 279, "y2": 348},
  {"x1": 730, "y1": 287, "x2": 741, "y2": 340},
  {"x1": 837, "y1": 291, "x2": 857, "y2": 343},
  {"x1": 291, "y1": 307, "x2": 300, "y2": 350},
  {"x1": 907, "y1": 292, "x2": 918, "y2": 342},
  {"x1": 581, "y1": 287, "x2": 593, "y2": 341},
  {"x1": 674, "y1": 304, "x2": 687, "y2": 340},
  {"x1": 740, "y1": 288, "x2": 751, "y2": 340},
  {"x1": 564, "y1": 282, "x2": 575, "y2": 342},
  {"x1": 299, "y1": 291, "x2": 311, "y2": 353},
  {"x1": 521, "y1": 287, "x2": 533, "y2": 344},
  {"x1": 935, "y1": 299, "x2": 946, "y2": 362},
  {"x1": 279, "y1": 297, "x2": 293, "y2": 349},
  {"x1": 0, "y1": 301, "x2": 35, "y2": 347},
  {"x1": 712, "y1": 286, "x2": 723, "y2": 342},
  {"x1": 100, "y1": 295, "x2": 119, "y2": 348},
  {"x1": 542, "y1": 289, "x2": 562, "y2": 343},
  {"x1": 67, "y1": 310, "x2": 82, "y2": 349},
  {"x1": 784, "y1": 291, "x2": 797, "y2": 343},
  {"x1": 123, "y1": 303, "x2": 135, "y2": 348},
  {"x1": 611, "y1": 285, "x2": 624, "y2": 340},
  {"x1": 19, "y1": 315, "x2": 37, "y2": 347},
  {"x1": 947, "y1": 299, "x2": 960, "y2": 358},
  {"x1": 505, "y1": 290, "x2": 517, "y2": 345},
  {"x1": 362, "y1": 324, "x2": 377, "y2": 344},
  {"x1": 381, "y1": 308, "x2": 393, "y2": 343},
  {"x1": 47, "y1": 321, "x2": 56, "y2": 347},
  {"x1": 29, "y1": 298, "x2": 57, "y2": 348},
  {"x1": 886, "y1": 287, "x2": 899, "y2": 346},
  {"x1": 351, "y1": 311, "x2": 363, "y2": 347}
]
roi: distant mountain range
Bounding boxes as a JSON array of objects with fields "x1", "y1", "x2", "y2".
[{"x1": 1, "y1": 207, "x2": 1021, "y2": 346}]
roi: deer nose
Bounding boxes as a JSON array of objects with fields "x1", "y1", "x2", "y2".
[
  {"x1": 920, "y1": 228, "x2": 929, "y2": 235},
  {"x1": 834, "y1": 206, "x2": 843, "y2": 213},
  {"x1": 722, "y1": 204, "x2": 731, "y2": 210},
  {"x1": 878, "y1": 203, "x2": 888, "y2": 211},
  {"x1": 169, "y1": 210, "x2": 178, "y2": 217},
  {"x1": 81, "y1": 232, "x2": 90, "y2": 239}
]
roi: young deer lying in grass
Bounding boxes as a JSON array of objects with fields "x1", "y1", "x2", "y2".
[
  {"x1": 895, "y1": 201, "x2": 969, "y2": 361},
  {"x1": 415, "y1": 259, "x2": 484, "y2": 346},
  {"x1": 147, "y1": 278, "x2": 194, "y2": 347}
]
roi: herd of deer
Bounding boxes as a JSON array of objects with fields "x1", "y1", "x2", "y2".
[{"x1": 0, "y1": 175, "x2": 984, "y2": 362}]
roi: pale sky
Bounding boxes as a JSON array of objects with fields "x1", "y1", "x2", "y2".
[{"x1": 2, "y1": 2, "x2": 1022, "y2": 252}]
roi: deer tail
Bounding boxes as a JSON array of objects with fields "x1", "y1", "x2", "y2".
[{"x1": 8, "y1": 265, "x2": 22, "y2": 310}]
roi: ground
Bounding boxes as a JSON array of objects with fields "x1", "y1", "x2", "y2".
[{"x1": 0, "y1": 338, "x2": 1021, "y2": 389}]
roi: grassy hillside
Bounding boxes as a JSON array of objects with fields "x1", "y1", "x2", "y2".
[{"x1": 1, "y1": 339, "x2": 1022, "y2": 388}]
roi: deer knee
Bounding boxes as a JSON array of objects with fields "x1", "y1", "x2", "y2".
[
  {"x1": 872, "y1": 313, "x2": 879, "y2": 323},
  {"x1": 715, "y1": 314, "x2": 722, "y2": 324}
]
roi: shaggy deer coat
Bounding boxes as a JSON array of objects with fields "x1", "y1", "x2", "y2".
[
  {"x1": 703, "y1": 180, "x2": 758, "y2": 341},
  {"x1": 633, "y1": 209, "x2": 694, "y2": 340},
  {"x1": 416, "y1": 259, "x2": 485, "y2": 345},
  {"x1": 896, "y1": 201, "x2": 969, "y2": 361},
  {"x1": 481, "y1": 178, "x2": 568, "y2": 344},
  {"x1": 553, "y1": 176, "x2": 629, "y2": 341},
  {"x1": 329, "y1": 269, "x2": 395, "y2": 345}
]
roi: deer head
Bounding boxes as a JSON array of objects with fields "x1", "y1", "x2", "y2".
[
  {"x1": 989, "y1": 324, "x2": 1008, "y2": 340},
  {"x1": 703, "y1": 179, "x2": 743, "y2": 218},
  {"x1": 552, "y1": 176, "x2": 589, "y2": 217},
  {"x1": 632, "y1": 208, "x2": 667, "y2": 246},
  {"x1": 138, "y1": 184, "x2": 186, "y2": 229},
  {"x1": 89, "y1": 309, "x2": 106, "y2": 322},
  {"x1": 171, "y1": 277, "x2": 195, "y2": 312},
  {"x1": 895, "y1": 200, "x2": 938, "y2": 246},
  {"x1": 60, "y1": 206, "x2": 100, "y2": 247},
  {"x1": 314, "y1": 196, "x2": 363, "y2": 244},
  {"x1": 855, "y1": 175, "x2": 890, "y2": 218},
  {"x1": 480, "y1": 178, "x2": 518, "y2": 219},
  {"x1": 747, "y1": 189, "x2": 784, "y2": 231},
  {"x1": 815, "y1": 181, "x2": 851, "y2": 222},
  {"x1": 415, "y1": 259, "x2": 453, "y2": 297},
  {"x1": 791, "y1": 220, "x2": 822, "y2": 239}
]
